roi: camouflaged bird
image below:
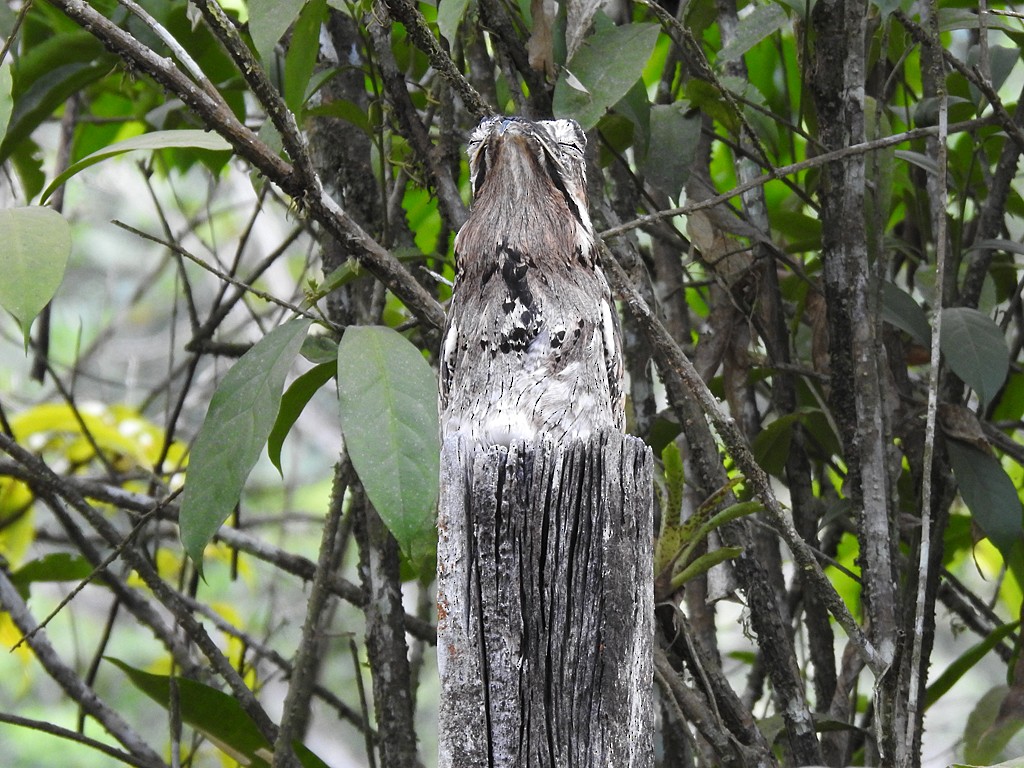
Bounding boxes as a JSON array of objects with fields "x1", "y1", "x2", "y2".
[{"x1": 439, "y1": 116, "x2": 624, "y2": 445}]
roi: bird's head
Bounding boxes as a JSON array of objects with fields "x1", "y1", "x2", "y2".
[{"x1": 464, "y1": 117, "x2": 592, "y2": 237}]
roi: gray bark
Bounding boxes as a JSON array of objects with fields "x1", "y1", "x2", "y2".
[{"x1": 437, "y1": 431, "x2": 654, "y2": 768}]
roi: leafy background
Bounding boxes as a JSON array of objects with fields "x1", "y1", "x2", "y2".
[{"x1": 1, "y1": 0, "x2": 1024, "y2": 767}]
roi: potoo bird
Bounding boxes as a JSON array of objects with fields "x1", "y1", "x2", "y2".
[{"x1": 439, "y1": 116, "x2": 624, "y2": 445}]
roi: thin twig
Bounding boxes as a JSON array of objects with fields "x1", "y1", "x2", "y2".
[
  {"x1": 45, "y1": 0, "x2": 446, "y2": 330},
  {"x1": 0, "y1": 569, "x2": 168, "y2": 768},
  {"x1": 111, "y1": 220, "x2": 320, "y2": 322},
  {"x1": 904, "y1": 8, "x2": 948, "y2": 760},
  {"x1": 895, "y1": 10, "x2": 1024, "y2": 152},
  {"x1": 13, "y1": 495, "x2": 176, "y2": 650},
  {"x1": 0, "y1": 465, "x2": 438, "y2": 644},
  {"x1": 116, "y1": 0, "x2": 221, "y2": 100},
  {"x1": 273, "y1": 457, "x2": 354, "y2": 766},
  {"x1": 600, "y1": 242, "x2": 885, "y2": 676},
  {"x1": 0, "y1": 433, "x2": 282, "y2": 745},
  {"x1": 600, "y1": 116, "x2": 996, "y2": 240},
  {"x1": 0, "y1": 712, "x2": 156, "y2": 768},
  {"x1": 381, "y1": 0, "x2": 492, "y2": 119}
]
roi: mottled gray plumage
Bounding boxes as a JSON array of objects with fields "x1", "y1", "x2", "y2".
[{"x1": 439, "y1": 116, "x2": 624, "y2": 445}]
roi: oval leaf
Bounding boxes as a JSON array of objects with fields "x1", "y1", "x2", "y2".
[
  {"x1": 337, "y1": 326, "x2": 439, "y2": 568},
  {"x1": 41, "y1": 130, "x2": 232, "y2": 204},
  {"x1": 180, "y1": 318, "x2": 312, "y2": 567},
  {"x1": 940, "y1": 307, "x2": 1009, "y2": 406},
  {"x1": 553, "y1": 22, "x2": 661, "y2": 130},
  {"x1": 947, "y1": 440, "x2": 1022, "y2": 558},
  {"x1": 0, "y1": 206, "x2": 71, "y2": 343},
  {"x1": 284, "y1": 0, "x2": 327, "y2": 113}
]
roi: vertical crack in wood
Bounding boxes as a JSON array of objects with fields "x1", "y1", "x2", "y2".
[{"x1": 439, "y1": 432, "x2": 654, "y2": 768}]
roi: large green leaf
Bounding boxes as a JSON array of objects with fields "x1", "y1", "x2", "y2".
[
  {"x1": 947, "y1": 440, "x2": 1022, "y2": 558},
  {"x1": 337, "y1": 326, "x2": 439, "y2": 569},
  {"x1": 9, "y1": 553, "x2": 94, "y2": 599},
  {"x1": 752, "y1": 412, "x2": 801, "y2": 477},
  {"x1": 940, "y1": 307, "x2": 1009, "y2": 406},
  {"x1": 108, "y1": 659, "x2": 329, "y2": 768},
  {"x1": 41, "y1": 130, "x2": 232, "y2": 204},
  {"x1": 963, "y1": 685, "x2": 1024, "y2": 766},
  {"x1": 180, "y1": 318, "x2": 312, "y2": 567},
  {"x1": 552, "y1": 22, "x2": 661, "y2": 130},
  {"x1": 0, "y1": 206, "x2": 71, "y2": 343}
]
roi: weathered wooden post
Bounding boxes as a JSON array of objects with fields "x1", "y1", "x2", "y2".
[{"x1": 437, "y1": 431, "x2": 654, "y2": 767}]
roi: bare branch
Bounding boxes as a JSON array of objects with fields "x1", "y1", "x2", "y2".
[
  {"x1": 0, "y1": 570, "x2": 169, "y2": 768},
  {"x1": 599, "y1": 244, "x2": 886, "y2": 676}
]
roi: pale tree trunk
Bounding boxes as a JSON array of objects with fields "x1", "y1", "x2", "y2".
[{"x1": 437, "y1": 432, "x2": 654, "y2": 767}]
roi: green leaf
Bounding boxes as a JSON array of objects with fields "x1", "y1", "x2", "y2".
[
  {"x1": 895, "y1": 149, "x2": 940, "y2": 177},
  {"x1": 0, "y1": 206, "x2": 71, "y2": 344},
  {"x1": 553, "y1": 22, "x2": 661, "y2": 131},
  {"x1": 670, "y1": 546, "x2": 743, "y2": 591},
  {"x1": 10, "y1": 553, "x2": 93, "y2": 589},
  {"x1": 641, "y1": 103, "x2": 700, "y2": 197},
  {"x1": 963, "y1": 686, "x2": 1024, "y2": 765},
  {"x1": 41, "y1": 130, "x2": 232, "y2": 204},
  {"x1": 337, "y1": 326, "x2": 439, "y2": 570},
  {"x1": 180, "y1": 318, "x2": 312, "y2": 568},
  {"x1": 438, "y1": 0, "x2": 471, "y2": 43},
  {"x1": 108, "y1": 659, "x2": 329, "y2": 768},
  {"x1": 717, "y1": 3, "x2": 787, "y2": 62},
  {"x1": 654, "y1": 442, "x2": 685, "y2": 578},
  {"x1": 268, "y1": 362, "x2": 336, "y2": 473},
  {"x1": 284, "y1": 0, "x2": 327, "y2": 113},
  {"x1": 925, "y1": 620, "x2": 1020, "y2": 710},
  {"x1": 752, "y1": 412, "x2": 800, "y2": 476},
  {"x1": 940, "y1": 307, "x2": 1009, "y2": 406},
  {"x1": 880, "y1": 281, "x2": 930, "y2": 345},
  {"x1": 947, "y1": 440, "x2": 1022, "y2": 558},
  {"x1": 970, "y1": 238, "x2": 1024, "y2": 259},
  {"x1": 248, "y1": 0, "x2": 302, "y2": 63},
  {"x1": 0, "y1": 59, "x2": 12, "y2": 140},
  {"x1": 300, "y1": 333, "x2": 340, "y2": 364},
  {"x1": 0, "y1": 33, "x2": 114, "y2": 165},
  {"x1": 663, "y1": 442, "x2": 685, "y2": 531}
]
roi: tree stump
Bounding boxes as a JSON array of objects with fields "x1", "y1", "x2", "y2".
[{"x1": 437, "y1": 431, "x2": 654, "y2": 768}]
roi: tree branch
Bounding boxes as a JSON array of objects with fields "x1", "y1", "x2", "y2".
[
  {"x1": 45, "y1": 0, "x2": 446, "y2": 331},
  {"x1": 0, "y1": 570, "x2": 168, "y2": 768},
  {"x1": 599, "y1": 244, "x2": 886, "y2": 676}
]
